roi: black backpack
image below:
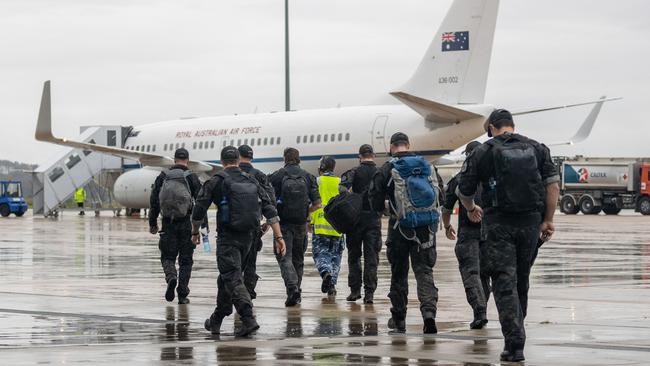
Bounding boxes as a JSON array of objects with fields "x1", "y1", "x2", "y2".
[
  {"x1": 216, "y1": 172, "x2": 261, "y2": 232},
  {"x1": 278, "y1": 170, "x2": 310, "y2": 224},
  {"x1": 487, "y1": 135, "x2": 544, "y2": 213},
  {"x1": 323, "y1": 191, "x2": 362, "y2": 234}
]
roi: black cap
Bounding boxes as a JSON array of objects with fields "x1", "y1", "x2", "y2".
[
  {"x1": 238, "y1": 145, "x2": 253, "y2": 159},
  {"x1": 174, "y1": 148, "x2": 189, "y2": 160},
  {"x1": 485, "y1": 109, "x2": 513, "y2": 132},
  {"x1": 390, "y1": 132, "x2": 409, "y2": 145},
  {"x1": 359, "y1": 144, "x2": 374, "y2": 155},
  {"x1": 220, "y1": 146, "x2": 239, "y2": 161},
  {"x1": 463, "y1": 141, "x2": 482, "y2": 155}
]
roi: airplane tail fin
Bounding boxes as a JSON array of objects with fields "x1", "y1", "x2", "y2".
[{"x1": 398, "y1": 0, "x2": 499, "y2": 105}]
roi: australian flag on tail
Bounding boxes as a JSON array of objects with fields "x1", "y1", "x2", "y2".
[{"x1": 441, "y1": 31, "x2": 469, "y2": 52}]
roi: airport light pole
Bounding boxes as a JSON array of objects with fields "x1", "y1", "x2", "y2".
[{"x1": 285, "y1": 0, "x2": 290, "y2": 112}]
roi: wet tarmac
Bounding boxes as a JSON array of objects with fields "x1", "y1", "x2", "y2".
[{"x1": 0, "y1": 210, "x2": 648, "y2": 365}]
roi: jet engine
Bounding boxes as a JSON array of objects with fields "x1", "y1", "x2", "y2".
[{"x1": 113, "y1": 167, "x2": 161, "y2": 209}]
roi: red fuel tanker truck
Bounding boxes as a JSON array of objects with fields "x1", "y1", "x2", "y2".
[{"x1": 558, "y1": 157, "x2": 650, "y2": 215}]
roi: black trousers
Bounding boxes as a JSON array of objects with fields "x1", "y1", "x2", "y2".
[
  {"x1": 242, "y1": 228, "x2": 263, "y2": 299},
  {"x1": 455, "y1": 226, "x2": 490, "y2": 317},
  {"x1": 385, "y1": 225, "x2": 438, "y2": 320},
  {"x1": 276, "y1": 223, "x2": 308, "y2": 295},
  {"x1": 159, "y1": 218, "x2": 194, "y2": 298},
  {"x1": 480, "y1": 213, "x2": 540, "y2": 350},
  {"x1": 347, "y1": 212, "x2": 382, "y2": 294},
  {"x1": 214, "y1": 230, "x2": 254, "y2": 319}
]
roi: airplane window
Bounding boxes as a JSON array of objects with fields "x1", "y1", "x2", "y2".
[
  {"x1": 316, "y1": 135, "x2": 321, "y2": 143},
  {"x1": 181, "y1": 143, "x2": 185, "y2": 148},
  {"x1": 331, "y1": 133, "x2": 335, "y2": 142},
  {"x1": 135, "y1": 146, "x2": 139, "y2": 151},
  {"x1": 147, "y1": 145, "x2": 151, "y2": 152},
  {"x1": 210, "y1": 141, "x2": 215, "y2": 149},
  {"x1": 277, "y1": 137, "x2": 281, "y2": 145},
  {"x1": 230, "y1": 140, "x2": 234, "y2": 146},
  {"x1": 244, "y1": 139, "x2": 248, "y2": 146},
  {"x1": 194, "y1": 142, "x2": 198, "y2": 150},
  {"x1": 270, "y1": 137, "x2": 275, "y2": 145},
  {"x1": 257, "y1": 138, "x2": 261, "y2": 146},
  {"x1": 250, "y1": 138, "x2": 255, "y2": 146},
  {"x1": 223, "y1": 140, "x2": 227, "y2": 147},
  {"x1": 152, "y1": 145, "x2": 156, "y2": 152},
  {"x1": 296, "y1": 136, "x2": 300, "y2": 144},
  {"x1": 345, "y1": 133, "x2": 350, "y2": 141},
  {"x1": 338, "y1": 133, "x2": 343, "y2": 141},
  {"x1": 324, "y1": 134, "x2": 328, "y2": 142},
  {"x1": 263, "y1": 137, "x2": 268, "y2": 145},
  {"x1": 310, "y1": 135, "x2": 314, "y2": 143}
]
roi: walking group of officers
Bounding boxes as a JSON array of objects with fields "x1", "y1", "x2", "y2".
[{"x1": 148, "y1": 109, "x2": 560, "y2": 363}]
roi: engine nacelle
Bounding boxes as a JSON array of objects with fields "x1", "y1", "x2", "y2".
[{"x1": 113, "y1": 168, "x2": 161, "y2": 208}]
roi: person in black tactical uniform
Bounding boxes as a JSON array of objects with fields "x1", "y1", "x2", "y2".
[
  {"x1": 441, "y1": 141, "x2": 490, "y2": 330},
  {"x1": 339, "y1": 144, "x2": 382, "y2": 304},
  {"x1": 457, "y1": 109, "x2": 560, "y2": 362},
  {"x1": 191, "y1": 146, "x2": 286, "y2": 337},
  {"x1": 238, "y1": 145, "x2": 275, "y2": 300},
  {"x1": 369, "y1": 132, "x2": 444, "y2": 334},
  {"x1": 149, "y1": 148, "x2": 202, "y2": 305},
  {"x1": 268, "y1": 148, "x2": 321, "y2": 307}
]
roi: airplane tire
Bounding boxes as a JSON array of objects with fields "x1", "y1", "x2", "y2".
[{"x1": 0, "y1": 204, "x2": 9, "y2": 217}]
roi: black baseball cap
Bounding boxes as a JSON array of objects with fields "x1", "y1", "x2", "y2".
[
  {"x1": 238, "y1": 145, "x2": 254, "y2": 159},
  {"x1": 463, "y1": 141, "x2": 482, "y2": 155},
  {"x1": 221, "y1": 146, "x2": 239, "y2": 161},
  {"x1": 390, "y1": 132, "x2": 409, "y2": 145},
  {"x1": 174, "y1": 148, "x2": 189, "y2": 160},
  {"x1": 359, "y1": 144, "x2": 374, "y2": 155}
]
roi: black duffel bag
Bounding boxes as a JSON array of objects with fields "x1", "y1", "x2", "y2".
[{"x1": 323, "y1": 191, "x2": 362, "y2": 234}]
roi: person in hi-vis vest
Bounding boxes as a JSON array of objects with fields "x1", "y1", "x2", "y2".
[
  {"x1": 74, "y1": 187, "x2": 86, "y2": 216},
  {"x1": 310, "y1": 156, "x2": 345, "y2": 298}
]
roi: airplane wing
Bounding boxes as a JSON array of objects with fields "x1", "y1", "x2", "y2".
[
  {"x1": 511, "y1": 96, "x2": 621, "y2": 116},
  {"x1": 390, "y1": 91, "x2": 483, "y2": 123},
  {"x1": 35, "y1": 81, "x2": 218, "y2": 173},
  {"x1": 545, "y1": 96, "x2": 607, "y2": 147}
]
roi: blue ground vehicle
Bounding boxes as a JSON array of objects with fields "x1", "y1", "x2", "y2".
[{"x1": 0, "y1": 181, "x2": 28, "y2": 217}]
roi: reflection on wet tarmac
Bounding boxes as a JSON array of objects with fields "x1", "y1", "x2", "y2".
[{"x1": 0, "y1": 212, "x2": 648, "y2": 365}]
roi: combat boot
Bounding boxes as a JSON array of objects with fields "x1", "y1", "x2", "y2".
[
  {"x1": 236, "y1": 317, "x2": 260, "y2": 337},
  {"x1": 500, "y1": 349, "x2": 525, "y2": 362},
  {"x1": 204, "y1": 313, "x2": 224, "y2": 335},
  {"x1": 285, "y1": 291, "x2": 301, "y2": 307},
  {"x1": 178, "y1": 297, "x2": 190, "y2": 305},
  {"x1": 165, "y1": 277, "x2": 177, "y2": 302},
  {"x1": 422, "y1": 311, "x2": 437, "y2": 334},
  {"x1": 470, "y1": 311, "x2": 488, "y2": 329},
  {"x1": 387, "y1": 317, "x2": 406, "y2": 333},
  {"x1": 321, "y1": 273, "x2": 332, "y2": 294},
  {"x1": 363, "y1": 291, "x2": 374, "y2": 304},
  {"x1": 346, "y1": 289, "x2": 361, "y2": 302},
  {"x1": 327, "y1": 286, "x2": 337, "y2": 297}
]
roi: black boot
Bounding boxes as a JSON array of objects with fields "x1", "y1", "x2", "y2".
[
  {"x1": 363, "y1": 292, "x2": 374, "y2": 304},
  {"x1": 178, "y1": 297, "x2": 190, "y2": 305},
  {"x1": 387, "y1": 317, "x2": 406, "y2": 333},
  {"x1": 327, "y1": 286, "x2": 337, "y2": 297},
  {"x1": 165, "y1": 277, "x2": 177, "y2": 302},
  {"x1": 500, "y1": 349, "x2": 525, "y2": 362},
  {"x1": 236, "y1": 317, "x2": 260, "y2": 337},
  {"x1": 346, "y1": 289, "x2": 361, "y2": 302},
  {"x1": 321, "y1": 273, "x2": 332, "y2": 294},
  {"x1": 204, "y1": 313, "x2": 224, "y2": 335},
  {"x1": 422, "y1": 311, "x2": 437, "y2": 334},
  {"x1": 470, "y1": 311, "x2": 488, "y2": 329},
  {"x1": 285, "y1": 291, "x2": 301, "y2": 307}
]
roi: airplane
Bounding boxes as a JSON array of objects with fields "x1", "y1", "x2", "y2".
[{"x1": 35, "y1": 0, "x2": 619, "y2": 209}]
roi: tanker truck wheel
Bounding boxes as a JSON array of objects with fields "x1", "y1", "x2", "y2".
[
  {"x1": 579, "y1": 196, "x2": 601, "y2": 215},
  {"x1": 0, "y1": 204, "x2": 10, "y2": 217},
  {"x1": 639, "y1": 197, "x2": 650, "y2": 216},
  {"x1": 602, "y1": 206, "x2": 621, "y2": 215},
  {"x1": 560, "y1": 196, "x2": 579, "y2": 215}
]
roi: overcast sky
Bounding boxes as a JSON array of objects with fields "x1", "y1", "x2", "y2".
[{"x1": 1, "y1": 0, "x2": 648, "y2": 165}]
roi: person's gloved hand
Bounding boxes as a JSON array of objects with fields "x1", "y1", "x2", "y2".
[{"x1": 149, "y1": 225, "x2": 159, "y2": 235}]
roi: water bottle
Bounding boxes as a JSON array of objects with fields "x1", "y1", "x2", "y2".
[
  {"x1": 200, "y1": 227, "x2": 211, "y2": 253},
  {"x1": 219, "y1": 197, "x2": 230, "y2": 225},
  {"x1": 489, "y1": 177, "x2": 498, "y2": 207}
]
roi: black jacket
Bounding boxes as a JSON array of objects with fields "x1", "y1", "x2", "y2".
[
  {"x1": 442, "y1": 174, "x2": 482, "y2": 230},
  {"x1": 340, "y1": 161, "x2": 377, "y2": 211},
  {"x1": 268, "y1": 163, "x2": 321, "y2": 206},
  {"x1": 240, "y1": 162, "x2": 276, "y2": 202},
  {"x1": 149, "y1": 165, "x2": 202, "y2": 227}
]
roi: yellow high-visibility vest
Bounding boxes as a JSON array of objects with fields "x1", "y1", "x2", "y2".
[
  {"x1": 74, "y1": 187, "x2": 86, "y2": 203},
  {"x1": 310, "y1": 174, "x2": 342, "y2": 237}
]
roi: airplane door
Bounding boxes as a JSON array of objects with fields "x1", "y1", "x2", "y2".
[{"x1": 372, "y1": 115, "x2": 389, "y2": 154}]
